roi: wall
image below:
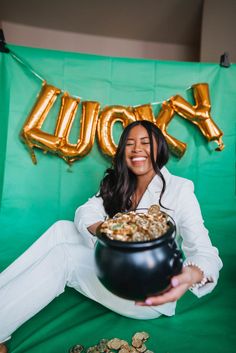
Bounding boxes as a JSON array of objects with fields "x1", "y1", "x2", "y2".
[
  {"x1": 2, "y1": 1, "x2": 236, "y2": 64},
  {"x1": 200, "y1": 0, "x2": 236, "y2": 63},
  {"x1": 1, "y1": 21, "x2": 197, "y2": 61}
]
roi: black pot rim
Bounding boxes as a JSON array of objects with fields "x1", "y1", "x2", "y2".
[{"x1": 96, "y1": 220, "x2": 176, "y2": 249}]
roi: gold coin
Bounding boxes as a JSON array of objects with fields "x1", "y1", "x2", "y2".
[
  {"x1": 129, "y1": 348, "x2": 139, "y2": 353},
  {"x1": 148, "y1": 205, "x2": 160, "y2": 215},
  {"x1": 118, "y1": 349, "x2": 130, "y2": 353},
  {"x1": 101, "y1": 208, "x2": 169, "y2": 242},
  {"x1": 133, "y1": 331, "x2": 149, "y2": 342},
  {"x1": 107, "y1": 338, "x2": 122, "y2": 350},
  {"x1": 86, "y1": 347, "x2": 100, "y2": 353},
  {"x1": 119, "y1": 340, "x2": 129, "y2": 348},
  {"x1": 136, "y1": 344, "x2": 146, "y2": 352},
  {"x1": 70, "y1": 344, "x2": 84, "y2": 353},
  {"x1": 132, "y1": 338, "x2": 142, "y2": 348}
]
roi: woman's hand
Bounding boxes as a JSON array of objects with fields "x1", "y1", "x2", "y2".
[
  {"x1": 87, "y1": 221, "x2": 103, "y2": 235},
  {"x1": 136, "y1": 265, "x2": 204, "y2": 306}
]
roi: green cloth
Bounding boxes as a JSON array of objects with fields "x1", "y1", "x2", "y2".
[{"x1": 0, "y1": 45, "x2": 235, "y2": 353}]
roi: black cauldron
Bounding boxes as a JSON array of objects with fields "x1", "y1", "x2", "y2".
[{"x1": 94, "y1": 220, "x2": 183, "y2": 301}]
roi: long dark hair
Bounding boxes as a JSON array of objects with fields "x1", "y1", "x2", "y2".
[{"x1": 99, "y1": 121, "x2": 169, "y2": 217}]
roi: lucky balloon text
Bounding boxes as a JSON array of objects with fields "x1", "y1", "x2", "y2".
[
  {"x1": 20, "y1": 81, "x2": 224, "y2": 165},
  {"x1": 4, "y1": 47, "x2": 224, "y2": 164}
]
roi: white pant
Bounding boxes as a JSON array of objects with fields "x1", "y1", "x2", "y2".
[{"x1": 0, "y1": 220, "x2": 162, "y2": 342}]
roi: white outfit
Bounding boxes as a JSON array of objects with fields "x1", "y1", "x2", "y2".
[{"x1": 0, "y1": 167, "x2": 222, "y2": 342}]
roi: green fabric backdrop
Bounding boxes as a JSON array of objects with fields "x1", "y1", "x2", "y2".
[{"x1": 0, "y1": 45, "x2": 235, "y2": 353}]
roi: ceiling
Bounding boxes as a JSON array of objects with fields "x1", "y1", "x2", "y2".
[{"x1": 1, "y1": 0, "x2": 203, "y2": 46}]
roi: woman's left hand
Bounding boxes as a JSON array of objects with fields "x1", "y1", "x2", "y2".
[{"x1": 136, "y1": 265, "x2": 203, "y2": 306}]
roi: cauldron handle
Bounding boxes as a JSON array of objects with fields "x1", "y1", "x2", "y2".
[{"x1": 169, "y1": 249, "x2": 184, "y2": 274}]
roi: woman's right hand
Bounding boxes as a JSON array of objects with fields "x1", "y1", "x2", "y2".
[{"x1": 87, "y1": 221, "x2": 103, "y2": 235}]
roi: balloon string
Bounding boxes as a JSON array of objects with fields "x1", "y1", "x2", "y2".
[
  {"x1": 134, "y1": 86, "x2": 191, "y2": 108},
  {"x1": 8, "y1": 49, "x2": 193, "y2": 105},
  {"x1": 60, "y1": 89, "x2": 82, "y2": 100},
  {"x1": 150, "y1": 86, "x2": 192, "y2": 107},
  {"x1": 151, "y1": 101, "x2": 163, "y2": 106},
  {"x1": 9, "y1": 49, "x2": 83, "y2": 99},
  {"x1": 9, "y1": 49, "x2": 45, "y2": 82}
]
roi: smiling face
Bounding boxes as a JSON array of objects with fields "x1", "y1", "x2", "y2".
[{"x1": 125, "y1": 124, "x2": 158, "y2": 180}]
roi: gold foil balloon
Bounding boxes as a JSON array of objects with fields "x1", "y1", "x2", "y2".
[
  {"x1": 28, "y1": 92, "x2": 80, "y2": 156},
  {"x1": 156, "y1": 101, "x2": 187, "y2": 157},
  {"x1": 21, "y1": 83, "x2": 100, "y2": 164},
  {"x1": 134, "y1": 103, "x2": 186, "y2": 157},
  {"x1": 58, "y1": 100, "x2": 100, "y2": 163},
  {"x1": 134, "y1": 104, "x2": 155, "y2": 122},
  {"x1": 97, "y1": 105, "x2": 136, "y2": 156},
  {"x1": 54, "y1": 93, "x2": 80, "y2": 139},
  {"x1": 169, "y1": 83, "x2": 224, "y2": 151},
  {"x1": 21, "y1": 82, "x2": 224, "y2": 164},
  {"x1": 21, "y1": 82, "x2": 61, "y2": 163}
]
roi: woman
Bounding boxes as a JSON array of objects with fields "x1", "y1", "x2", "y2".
[{"x1": 0, "y1": 121, "x2": 222, "y2": 352}]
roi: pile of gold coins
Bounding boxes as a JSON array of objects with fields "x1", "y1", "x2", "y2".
[
  {"x1": 99, "y1": 205, "x2": 169, "y2": 242},
  {"x1": 69, "y1": 331, "x2": 154, "y2": 353}
]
